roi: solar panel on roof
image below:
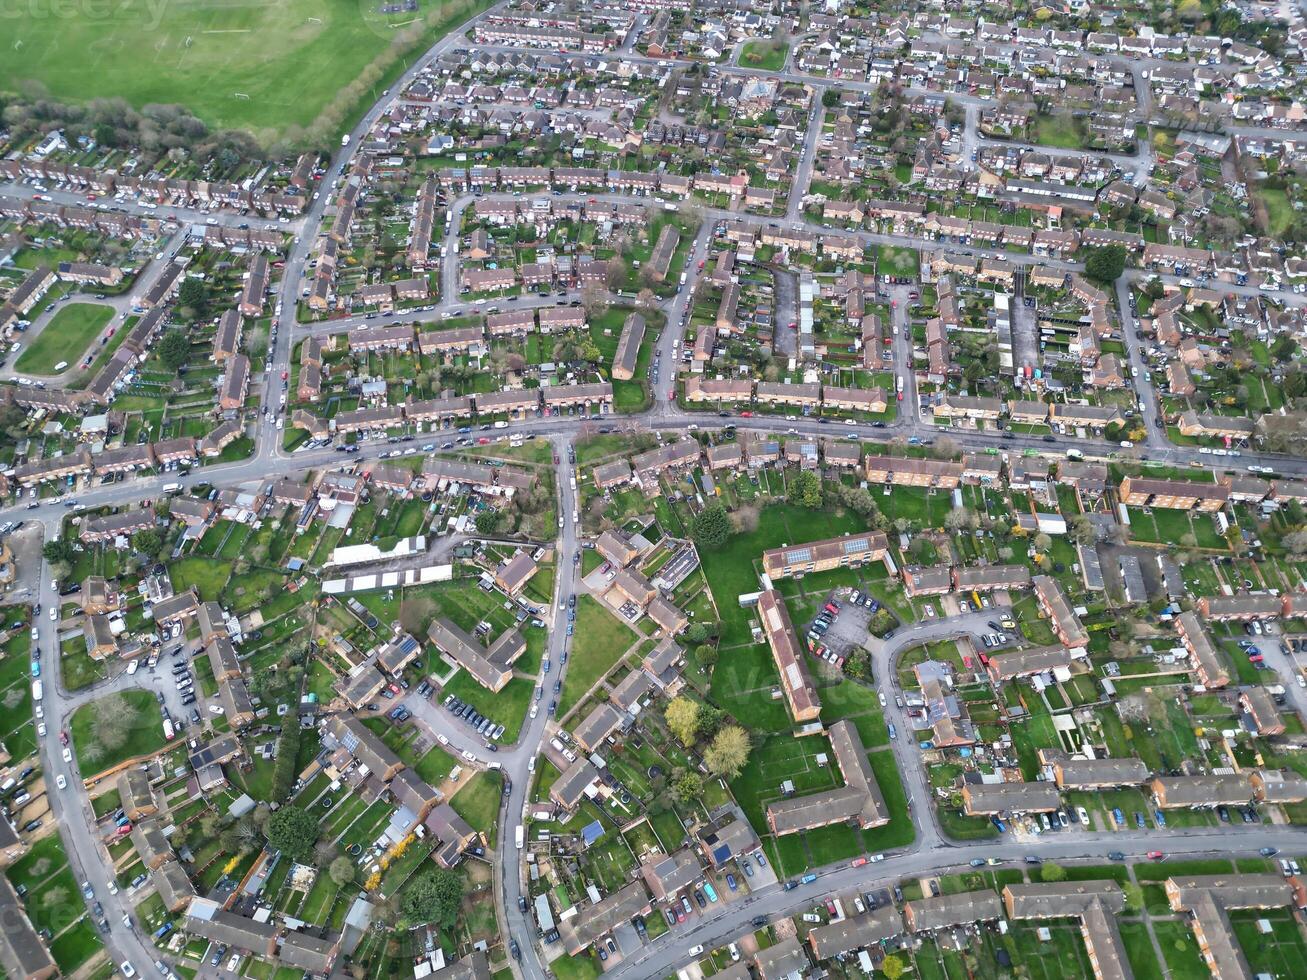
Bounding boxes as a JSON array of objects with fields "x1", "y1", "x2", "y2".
[
  {"x1": 713, "y1": 843, "x2": 732, "y2": 864},
  {"x1": 784, "y1": 547, "x2": 812, "y2": 563},
  {"x1": 843, "y1": 537, "x2": 868, "y2": 554}
]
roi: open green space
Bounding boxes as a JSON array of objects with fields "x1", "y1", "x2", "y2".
[
  {"x1": 1, "y1": 0, "x2": 492, "y2": 141},
  {"x1": 15, "y1": 304, "x2": 113, "y2": 375},
  {"x1": 70, "y1": 689, "x2": 170, "y2": 774},
  {"x1": 557, "y1": 596, "x2": 636, "y2": 717},
  {"x1": 739, "y1": 39, "x2": 789, "y2": 72}
]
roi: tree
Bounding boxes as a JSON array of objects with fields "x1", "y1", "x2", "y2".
[
  {"x1": 474, "y1": 509, "x2": 505, "y2": 535},
  {"x1": 665, "y1": 697, "x2": 701, "y2": 747},
  {"x1": 43, "y1": 538, "x2": 75, "y2": 565},
  {"x1": 1084, "y1": 245, "x2": 1127, "y2": 284},
  {"x1": 157, "y1": 329, "x2": 191, "y2": 372},
  {"x1": 944, "y1": 506, "x2": 978, "y2": 532},
  {"x1": 691, "y1": 504, "x2": 732, "y2": 550},
  {"x1": 1040, "y1": 862, "x2": 1068, "y2": 883},
  {"x1": 881, "y1": 954, "x2": 907, "y2": 980},
  {"x1": 177, "y1": 278, "x2": 206, "y2": 316},
  {"x1": 401, "y1": 869, "x2": 464, "y2": 927},
  {"x1": 1032, "y1": 532, "x2": 1052, "y2": 553},
  {"x1": 131, "y1": 529, "x2": 161, "y2": 555},
  {"x1": 788, "y1": 471, "x2": 822, "y2": 508},
  {"x1": 704, "y1": 725, "x2": 750, "y2": 779},
  {"x1": 1283, "y1": 530, "x2": 1307, "y2": 559},
  {"x1": 822, "y1": 88, "x2": 841, "y2": 108},
  {"x1": 695, "y1": 644, "x2": 718, "y2": 669},
  {"x1": 266, "y1": 806, "x2": 320, "y2": 862},
  {"x1": 328, "y1": 856, "x2": 356, "y2": 887},
  {"x1": 844, "y1": 649, "x2": 872, "y2": 681},
  {"x1": 85, "y1": 692, "x2": 144, "y2": 764},
  {"x1": 1069, "y1": 514, "x2": 1097, "y2": 546},
  {"x1": 670, "y1": 768, "x2": 702, "y2": 805}
]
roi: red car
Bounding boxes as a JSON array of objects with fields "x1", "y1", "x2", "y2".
[
  {"x1": 851, "y1": 857, "x2": 868, "y2": 868},
  {"x1": 739, "y1": 411, "x2": 753, "y2": 418},
  {"x1": 896, "y1": 391, "x2": 904, "y2": 402},
  {"x1": 59, "y1": 730, "x2": 69, "y2": 746},
  {"x1": 1147, "y1": 851, "x2": 1164, "y2": 860},
  {"x1": 553, "y1": 454, "x2": 560, "y2": 464},
  {"x1": 281, "y1": 371, "x2": 288, "y2": 381}
]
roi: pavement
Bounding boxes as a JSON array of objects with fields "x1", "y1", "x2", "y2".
[{"x1": 12, "y1": 5, "x2": 1307, "y2": 978}]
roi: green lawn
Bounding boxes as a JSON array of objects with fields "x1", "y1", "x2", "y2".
[
  {"x1": 739, "y1": 39, "x2": 789, "y2": 72},
  {"x1": 1033, "y1": 112, "x2": 1089, "y2": 150},
  {"x1": 15, "y1": 303, "x2": 114, "y2": 375},
  {"x1": 1, "y1": 0, "x2": 493, "y2": 141},
  {"x1": 450, "y1": 771, "x2": 502, "y2": 847},
  {"x1": 70, "y1": 690, "x2": 170, "y2": 774},
  {"x1": 557, "y1": 596, "x2": 636, "y2": 717}
]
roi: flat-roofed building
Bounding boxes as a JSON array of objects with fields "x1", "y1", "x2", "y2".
[
  {"x1": 1165, "y1": 875, "x2": 1293, "y2": 980},
  {"x1": 905, "y1": 890, "x2": 1004, "y2": 932},
  {"x1": 762, "y1": 532, "x2": 890, "y2": 580},
  {"x1": 766, "y1": 720, "x2": 887, "y2": 834},
  {"x1": 1002, "y1": 882, "x2": 1129, "y2": 980},
  {"x1": 757, "y1": 589, "x2": 821, "y2": 723}
]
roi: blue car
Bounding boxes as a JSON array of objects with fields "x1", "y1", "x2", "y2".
[{"x1": 726, "y1": 874, "x2": 737, "y2": 891}]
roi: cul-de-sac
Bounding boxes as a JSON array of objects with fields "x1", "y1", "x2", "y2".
[{"x1": 7, "y1": 1, "x2": 1307, "y2": 978}]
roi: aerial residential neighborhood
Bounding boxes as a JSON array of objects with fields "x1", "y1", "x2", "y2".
[{"x1": 5, "y1": 0, "x2": 1307, "y2": 978}]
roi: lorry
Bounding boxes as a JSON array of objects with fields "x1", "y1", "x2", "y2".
[{"x1": 515, "y1": 825, "x2": 524, "y2": 850}]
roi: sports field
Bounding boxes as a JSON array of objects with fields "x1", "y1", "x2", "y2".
[{"x1": 1, "y1": 0, "x2": 487, "y2": 141}]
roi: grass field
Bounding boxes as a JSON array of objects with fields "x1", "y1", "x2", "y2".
[
  {"x1": 739, "y1": 40, "x2": 789, "y2": 72},
  {"x1": 1, "y1": 0, "x2": 491, "y2": 140},
  {"x1": 557, "y1": 596, "x2": 636, "y2": 716},
  {"x1": 71, "y1": 689, "x2": 169, "y2": 773},
  {"x1": 15, "y1": 303, "x2": 113, "y2": 375}
]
